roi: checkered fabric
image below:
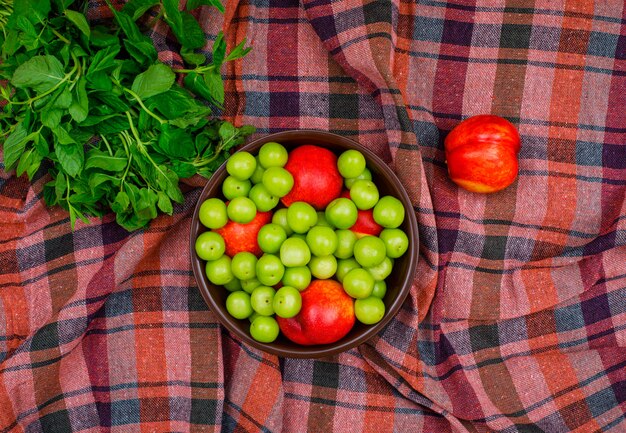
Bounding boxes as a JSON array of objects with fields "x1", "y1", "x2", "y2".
[{"x1": 1, "y1": 0, "x2": 624, "y2": 431}]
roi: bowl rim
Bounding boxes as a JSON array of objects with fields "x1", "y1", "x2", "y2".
[{"x1": 190, "y1": 129, "x2": 419, "y2": 358}]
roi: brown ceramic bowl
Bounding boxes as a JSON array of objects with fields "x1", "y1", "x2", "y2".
[{"x1": 190, "y1": 130, "x2": 418, "y2": 358}]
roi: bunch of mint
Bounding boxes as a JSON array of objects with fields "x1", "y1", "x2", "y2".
[{"x1": 0, "y1": 0, "x2": 254, "y2": 231}]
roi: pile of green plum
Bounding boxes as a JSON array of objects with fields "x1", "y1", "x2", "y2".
[{"x1": 194, "y1": 142, "x2": 409, "y2": 344}]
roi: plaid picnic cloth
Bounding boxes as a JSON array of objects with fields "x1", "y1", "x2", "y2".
[{"x1": 1, "y1": 0, "x2": 624, "y2": 431}]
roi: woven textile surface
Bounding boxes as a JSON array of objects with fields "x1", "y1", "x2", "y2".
[{"x1": 0, "y1": 0, "x2": 625, "y2": 431}]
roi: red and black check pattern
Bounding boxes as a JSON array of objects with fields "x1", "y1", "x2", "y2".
[{"x1": 1, "y1": 0, "x2": 625, "y2": 431}]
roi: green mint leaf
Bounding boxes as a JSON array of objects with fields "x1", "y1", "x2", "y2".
[
  {"x1": 116, "y1": 212, "x2": 148, "y2": 232},
  {"x1": 16, "y1": 16, "x2": 37, "y2": 36},
  {"x1": 15, "y1": 16, "x2": 41, "y2": 51},
  {"x1": 12, "y1": 0, "x2": 51, "y2": 25},
  {"x1": 54, "y1": 172, "x2": 67, "y2": 203},
  {"x1": 71, "y1": 127, "x2": 95, "y2": 148},
  {"x1": 187, "y1": 0, "x2": 225, "y2": 13},
  {"x1": 196, "y1": 143, "x2": 216, "y2": 162},
  {"x1": 196, "y1": 154, "x2": 227, "y2": 176},
  {"x1": 86, "y1": 72, "x2": 113, "y2": 91},
  {"x1": 59, "y1": 44, "x2": 71, "y2": 67},
  {"x1": 3, "y1": 122, "x2": 29, "y2": 170},
  {"x1": 170, "y1": 160, "x2": 197, "y2": 178},
  {"x1": 87, "y1": 45, "x2": 121, "y2": 77},
  {"x1": 135, "y1": 187, "x2": 158, "y2": 220},
  {"x1": 154, "y1": 165, "x2": 184, "y2": 203},
  {"x1": 15, "y1": 148, "x2": 34, "y2": 177},
  {"x1": 204, "y1": 69, "x2": 224, "y2": 106},
  {"x1": 146, "y1": 87, "x2": 206, "y2": 119},
  {"x1": 212, "y1": 32, "x2": 226, "y2": 67},
  {"x1": 157, "y1": 124, "x2": 195, "y2": 159},
  {"x1": 183, "y1": 71, "x2": 213, "y2": 102},
  {"x1": 201, "y1": 121, "x2": 220, "y2": 140},
  {"x1": 84, "y1": 149, "x2": 128, "y2": 172},
  {"x1": 80, "y1": 114, "x2": 130, "y2": 135},
  {"x1": 43, "y1": 181, "x2": 58, "y2": 206},
  {"x1": 68, "y1": 206, "x2": 78, "y2": 230},
  {"x1": 201, "y1": 143, "x2": 216, "y2": 159},
  {"x1": 147, "y1": 87, "x2": 212, "y2": 129},
  {"x1": 122, "y1": 0, "x2": 160, "y2": 21},
  {"x1": 68, "y1": 205, "x2": 90, "y2": 230},
  {"x1": 69, "y1": 77, "x2": 89, "y2": 123},
  {"x1": 111, "y1": 190, "x2": 130, "y2": 214},
  {"x1": 180, "y1": 11, "x2": 206, "y2": 50},
  {"x1": 91, "y1": 92, "x2": 130, "y2": 113},
  {"x1": 90, "y1": 26, "x2": 120, "y2": 48},
  {"x1": 238, "y1": 125, "x2": 256, "y2": 136},
  {"x1": 75, "y1": 206, "x2": 93, "y2": 224},
  {"x1": 52, "y1": 124, "x2": 76, "y2": 145},
  {"x1": 123, "y1": 39, "x2": 158, "y2": 66},
  {"x1": 33, "y1": 133, "x2": 50, "y2": 158},
  {"x1": 26, "y1": 154, "x2": 44, "y2": 179},
  {"x1": 169, "y1": 116, "x2": 206, "y2": 130},
  {"x1": 131, "y1": 63, "x2": 176, "y2": 100},
  {"x1": 21, "y1": 108, "x2": 34, "y2": 132},
  {"x1": 194, "y1": 131, "x2": 210, "y2": 155},
  {"x1": 116, "y1": 58, "x2": 142, "y2": 80},
  {"x1": 71, "y1": 43, "x2": 89, "y2": 58},
  {"x1": 10, "y1": 55, "x2": 65, "y2": 93},
  {"x1": 2, "y1": 29, "x2": 21, "y2": 57},
  {"x1": 42, "y1": 108, "x2": 64, "y2": 128},
  {"x1": 64, "y1": 10, "x2": 91, "y2": 38},
  {"x1": 106, "y1": 0, "x2": 142, "y2": 40},
  {"x1": 157, "y1": 191, "x2": 173, "y2": 215},
  {"x1": 52, "y1": 125, "x2": 85, "y2": 178},
  {"x1": 69, "y1": 191, "x2": 104, "y2": 209},
  {"x1": 54, "y1": 86, "x2": 73, "y2": 109},
  {"x1": 138, "y1": 109, "x2": 151, "y2": 132},
  {"x1": 79, "y1": 114, "x2": 120, "y2": 127},
  {"x1": 37, "y1": 85, "x2": 66, "y2": 111},
  {"x1": 180, "y1": 46, "x2": 207, "y2": 66},
  {"x1": 218, "y1": 122, "x2": 244, "y2": 152},
  {"x1": 54, "y1": 141, "x2": 84, "y2": 177},
  {"x1": 124, "y1": 182, "x2": 139, "y2": 205},
  {"x1": 16, "y1": 148, "x2": 43, "y2": 180},
  {"x1": 225, "y1": 38, "x2": 252, "y2": 62},
  {"x1": 218, "y1": 121, "x2": 235, "y2": 142},
  {"x1": 88, "y1": 172, "x2": 121, "y2": 189},
  {"x1": 107, "y1": 1, "x2": 157, "y2": 64},
  {"x1": 128, "y1": 146, "x2": 155, "y2": 184},
  {"x1": 52, "y1": 0, "x2": 76, "y2": 12},
  {"x1": 162, "y1": 0, "x2": 184, "y2": 41}
]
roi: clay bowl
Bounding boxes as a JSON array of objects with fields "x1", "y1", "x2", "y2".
[{"x1": 190, "y1": 130, "x2": 418, "y2": 358}]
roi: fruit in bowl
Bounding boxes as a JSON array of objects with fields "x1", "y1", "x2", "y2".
[
  {"x1": 281, "y1": 144, "x2": 343, "y2": 210},
  {"x1": 190, "y1": 130, "x2": 418, "y2": 358}
]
